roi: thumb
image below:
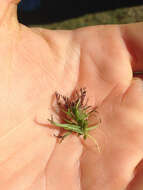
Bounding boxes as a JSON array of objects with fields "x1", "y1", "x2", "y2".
[
  {"x1": 0, "y1": 0, "x2": 19, "y2": 26},
  {"x1": 1, "y1": 0, "x2": 21, "y2": 4}
]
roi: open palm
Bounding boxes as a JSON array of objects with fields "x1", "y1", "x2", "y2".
[{"x1": 0, "y1": 1, "x2": 143, "y2": 190}]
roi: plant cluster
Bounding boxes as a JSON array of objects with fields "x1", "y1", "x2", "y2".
[{"x1": 48, "y1": 87, "x2": 100, "y2": 151}]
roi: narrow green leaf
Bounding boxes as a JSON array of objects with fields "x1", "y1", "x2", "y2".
[
  {"x1": 52, "y1": 122, "x2": 83, "y2": 134},
  {"x1": 86, "y1": 125, "x2": 98, "y2": 131}
]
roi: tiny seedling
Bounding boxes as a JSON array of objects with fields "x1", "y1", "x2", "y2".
[{"x1": 48, "y1": 87, "x2": 100, "y2": 151}]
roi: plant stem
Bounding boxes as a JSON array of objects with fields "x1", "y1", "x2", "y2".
[{"x1": 87, "y1": 134, "x2": 100, "y2": 152}]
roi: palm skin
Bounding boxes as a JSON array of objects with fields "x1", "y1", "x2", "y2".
[{"x1": 0, "y1": 1, "x2": 143, "y2": 190}]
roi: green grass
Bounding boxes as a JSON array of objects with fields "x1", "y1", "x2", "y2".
[{"x1": 31, "y1": 5, "x2": 143, "y2": 29}]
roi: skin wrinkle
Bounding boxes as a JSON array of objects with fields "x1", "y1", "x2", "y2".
[
  {"x1": 68, "y1": 39, "x2": 81, "y2": 92},
  {"x1": 26, "y1": 171, "x2": 46, "y2": 190},
  {"x1": 116, "y1": 26, "x2": 132, "y2": 86},
  {"x1": 1, "y1": 135, "x2": 55, "y2": 189},
  {"x1": 38, "y1": 31, "x2": 61, "y2": 62},
  {"x1": 44, "y1": 139, "x2": 58, "y2": 189},
  {"x1": 0, "y1": 107, "x2": 56, "y2": 189},
  {"x1": 115, "y1": 26, "x2": 132, "y2": 90},
  {"x1": 77, "y1": 159, "x2": 82, "y2": 190},
  {"x1": 0, "y1": 115, "x2": 32, "y2": 142},
  {"x1": 0, "y1": 22, "x2": 20, "y2": 85},
  {"x1": 0, "y1": 126, "x2": 50, "y2": 170},
  {"x1": 120, "y1": 79, "x2": 134, "y2": 106},
  {"x1": 113, "y1": 26, "x2": 136, "y2": 103},
  {"x1": 75, "y1": 43, "x2": 83, "y2": 85},
  {"x1": 8, "y1": 30, "x2": 19, "y2": 87},
  {"x1": 4, "y1": 156, "x2": 45, "y2": 189},
  {"x1": 77, "y1": 38, "x2": 111, "y2": 106},
  {"x1": 0, "y1": 97, "x2": 41, "y2": 140},
  {"x1": 43, "y1": 168, "x2": 48, "y2": 190},
  {"x1": 64, "y1": 43, "x2": 81, "y2": 84},
  {"x1": 120, "y1": 78, "x2": 143, "y2": 111},
  {"x1": 23, "y1": 163, "x2": 44, "y2": 189},
  {"x1": 61, "y1": 36, "x2": 81, "y2": 84},
  {"x1": 79, "y1": 145, "x2": 86, "y2": 190},
  {"x1": 43, "y1": 170, "x2": 47, "y2": 190},
  {"x1": 27, "y1": 148, "x2": 55, "y2": 190},
  {"x1": 3, "y1": 136, "x2": 40, "y2": 172},
  {"x1": 18, "y1": 30, "x2": 55, "y2": 76},
  {"x1": 30, "y1": 133, "x2": 57, "y2": 190},
  {"x1": 31, "y1": 28, "x2": 59, "y2": 56},
  {"x1": 0, "y1": 139, "x2": 29, "y2": 169},
  {"x1": 32, "y1": 28, "x2": 73, "y2": 63},
  {"x1": 45, "y1": 134, "x2": 83, "y2": 190},
  {"x1": 76, "y1": 25, "x2": 132, "y2": 105},
  {"x1": 31, "y1": 29, "x2": 80, "y2": 90},
  {"x1": 89, "y1": 56, "x2": 119, "y2": 105},
  {"x1": 1, "y1": 157, "x2": 31, "y2": 185}
]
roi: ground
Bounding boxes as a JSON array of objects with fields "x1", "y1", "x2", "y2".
[{"x1": 30, "y1": 5, "x2": 143, "y2": 29}]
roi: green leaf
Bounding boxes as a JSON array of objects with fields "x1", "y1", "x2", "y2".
[
  {"x1": 52, "y1": 122, "x2": 83, "y2": 134},
  {"x1": 86, "y1": 125, "x2": 98, "y2": 131}
]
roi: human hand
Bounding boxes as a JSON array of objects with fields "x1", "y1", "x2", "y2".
[{"x1": 0, "y1": 1, "x2": 143, "y2": 190}]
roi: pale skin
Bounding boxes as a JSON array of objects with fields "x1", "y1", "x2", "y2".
[{"x1": 1, "y1": 0, "x2": 143, "y2": 190}]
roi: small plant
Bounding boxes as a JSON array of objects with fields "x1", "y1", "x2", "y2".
[{"x1": 48, "y1": 87, "x2": 100, "y2": 151}]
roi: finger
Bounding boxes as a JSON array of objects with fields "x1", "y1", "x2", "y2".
[
  {"x1": 120, "y1": 23, "x2": 143, "y2": 72},
  {"x1": 0, "y1": 0, "x2": 19, "y2": 26},
  {"x1": 3, "y1": 0, "x2": 20, "y2": 4}
]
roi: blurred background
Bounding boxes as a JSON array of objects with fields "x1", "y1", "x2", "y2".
[{"x1": 18, "y1": 0, "x2": 143, "y2": 29}]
